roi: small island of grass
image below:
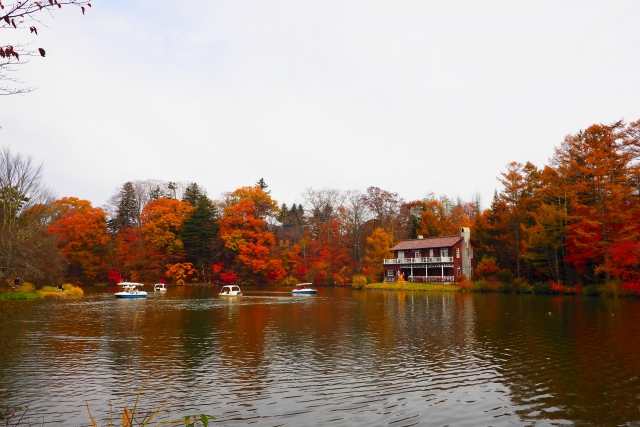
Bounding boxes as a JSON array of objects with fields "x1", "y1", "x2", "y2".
[{"x1": 0, "y1": 282, "x2": 84, "y2": 300}]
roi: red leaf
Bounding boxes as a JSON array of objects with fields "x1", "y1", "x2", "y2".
[
  {"x1": 81, "y1": 6, "x2": 84, "y2": 14},
  {"x1": 38, "y1": 48, "x2": 45, "y2": 57}
]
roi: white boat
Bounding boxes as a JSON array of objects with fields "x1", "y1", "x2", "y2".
[
  {"x1": 292, "y1": 283, "x2": 317, "y2": 295},
  {"x1": 154, "y1": 283, "x2": 167, "y2": 292},
  {"x1": 115, "y1": 282, "x2": 147, "y2": 298},
  {"x1": 219, "y1": 285, "x2": 242, "y2": 297}
]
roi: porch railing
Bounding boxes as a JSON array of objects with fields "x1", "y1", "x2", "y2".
[
  {"x1": 383, "y1": 257, "x2": 454, "y2": 265},
  {"x1": 386, "y1": 276, "x2": 455, "y2": 283}
]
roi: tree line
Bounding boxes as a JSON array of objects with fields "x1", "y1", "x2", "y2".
[{"x1": 2, "y1": 118, "x2": 640, "y2": 291}]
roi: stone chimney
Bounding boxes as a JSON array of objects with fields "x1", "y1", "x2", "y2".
[{"x1": 460, "y1": 227, "x2": 471, "y2": 278}]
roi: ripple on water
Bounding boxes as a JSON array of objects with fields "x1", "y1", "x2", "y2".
[{"x1": 3, "y1": 290, "x2": 640, "y2": 426}]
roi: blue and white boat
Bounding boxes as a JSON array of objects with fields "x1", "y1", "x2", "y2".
[
  {"x1": 292, "y1": 283, "x2": 317, "y2": 295},
  {"x1": 115, "y1": 282, "x2": 147, "y2": 298}
]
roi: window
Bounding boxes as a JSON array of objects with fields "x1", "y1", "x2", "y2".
[
  {"x1": 398, "y1": 251, "x2": 404, "y2": 259},
  {"x1": 441, "y1": 248, "x2": 448, "y2": 257},
  {"x1": 429, "y1": 249, "x2": 433, "y2": 257},
  {"x1": 456, "y1": 248, "x2": 460, "y2": 258},
  {"x1": 387, "y1": 270, "x2": 395, "y2": 277},
  {"x1": 457, "y1": 267, "x2": 461, "y2": 276},
  {"x1": 470, "y1": 266, "x2": 473, "y2": 278},
  {"x1": 470, "y1": 249, "x2": 474, "y2": 259},
  {"x1": 414, "y1": 250, "x2": 421, "y2": 258}
]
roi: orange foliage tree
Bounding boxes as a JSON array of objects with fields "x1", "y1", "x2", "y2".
[
  {"x1": 165, "y1": 262, "x2": 198, "y2": 285},
  {"x1": 47, "y1": 197, "x2": 109, "y2": 282},
  {"x1": 219, "y1": 187, "x2": 286, "y2": 283},
  {"x1": 552, "y1": 120, "x2": 640, "y2": 283},
  {"x1": 363, "y1": 227, "x2": 394, "y2": 282},
  {"x1": 139, "y1": 198, "x2": 194, "y2": 281}
]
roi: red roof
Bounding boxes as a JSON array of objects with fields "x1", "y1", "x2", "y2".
[{"x1": 391, "y1": 236, "x2": 462, "y2": 251}]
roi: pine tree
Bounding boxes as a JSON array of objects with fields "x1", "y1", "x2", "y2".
[
  {"x1": 108, "y1": 182, "x2": 140, "y2": 233},
  {"x1": 181, "y1": 183, "x2": 219, "y2": 283}
]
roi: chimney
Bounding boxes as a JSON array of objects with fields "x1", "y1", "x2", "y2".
[{"x1": 460, "y1": 227, "x2": 471, "y2": 278}]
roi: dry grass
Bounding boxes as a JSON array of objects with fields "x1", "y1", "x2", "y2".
[{"x1": 0, "y1": 283, "x2": 84, "y2": 300}]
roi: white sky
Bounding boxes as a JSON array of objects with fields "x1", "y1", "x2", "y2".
[{"x1": 2, "y1": 0, "x2": 639, "y2": 210}]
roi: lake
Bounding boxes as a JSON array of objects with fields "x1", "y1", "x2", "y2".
[{"x1": 2, "y1": 286, "x2": 640, "y2": 426}]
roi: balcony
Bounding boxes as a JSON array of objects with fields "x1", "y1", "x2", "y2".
[
  {"x1": 386, "y1": 276, "x2": 455, "y2": 283},
  {"x1": 383, "y1": 257, "x2": 454, "y2": 265}
]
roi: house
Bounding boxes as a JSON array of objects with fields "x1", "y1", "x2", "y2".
[{"x1": 384, "y1": 227, "x2": 476, "y2": 282}]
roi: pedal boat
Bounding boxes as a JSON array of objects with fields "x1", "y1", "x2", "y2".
[
  {"x1": 292, "y1": 283, "x2": 317, "y2": 295},
  {"x1": 115, "y1": 282, "x2": 147, "y2": 298},
  {"x1": 219, "y1": 285, "x2": 242, "y2": 297}
]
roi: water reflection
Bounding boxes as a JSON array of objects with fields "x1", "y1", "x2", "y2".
[{"x1": 2, "y1": 288, "x2": 640, "y2": 426}]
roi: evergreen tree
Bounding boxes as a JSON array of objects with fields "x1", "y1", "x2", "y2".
[
  {"x1": 181, "y1": 183, "x2": 219, "y2": 282},
  {"x1": 149, "y1": 185, "x2": 165, "y2": 200},
  {"x1": 255, "y1": 178, "x2": 270, "y2": 194},
  {"x1": 108, "y1": 182, "x2": 139, "y2": 233}
]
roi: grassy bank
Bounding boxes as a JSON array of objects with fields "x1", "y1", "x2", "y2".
[
  {"x1": 362, "y1": 282, "x2": 460, "y2": 292},
  {"x1": 0, "y1": 283, "x2": 84, "y2": 300}
]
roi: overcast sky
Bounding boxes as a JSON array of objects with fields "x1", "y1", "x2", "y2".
[{"x1": 3, "y1": 0, "x2": 639, "y2": 210}]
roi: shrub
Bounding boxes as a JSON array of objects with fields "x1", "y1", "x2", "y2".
[
  {"x1": 456, "y1": 277, "x2": 474, "y2": 292},
  {"x1": 473, "y1": 279, "x2": 491, "y2": 292},
  {"x1": 280, "y1": 275, "x2": 299, "y2": 286},
  {"x1": 597, "y1": 279, "x2": 627, "y2": 297},
  {"x1": 476, "y1": 256, "x2": 500, "y2": 280},
  {"x1": 532, "y1": 281, "x2": 552, "y2": 294},
  {"x1": 497, "y1": 269, "x2": 514, "y2": 284},
  {"x1": 583, "y1": 285, "x2": 599, "y2": 296},
  {"x1": 621, "y1": 281, "x2": 640, "y2": 296},
  {"x1": 351, "y1": 274, "x2": 367, "y2": 290},
  {"x1": 496, "y1": 282, "x2": 510, "y2": 293},
  {"x1": 519, "y1": 283, "x2": 533, "y2": 294}
]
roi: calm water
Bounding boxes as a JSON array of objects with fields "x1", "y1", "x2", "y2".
[{"x1": 2, "y1": 287, "x2": 640, "y2": 426}]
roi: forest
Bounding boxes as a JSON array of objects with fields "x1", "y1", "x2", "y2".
[{"x1": 2, "y1": 118, "x2": 640, "y2": 294}]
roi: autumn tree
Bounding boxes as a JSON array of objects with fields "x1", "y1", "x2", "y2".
[
  {"x1": 417, "y1": 198, "x2": 449, "y2": 237},
  {"x1": 493, "y1": 161, "x2": 541, "y2": 278},
  {"x1": 339, "y1": 190, "x2": 371, "y2": 273},
  {"x1": 302, "y1": 188, "x2": 353, "y2": 283},
  {"x1": 551, "y1": 120, "x2": 640, "y2": 283},
  {"x1": 1, "y1": 0, "x2": 91, "y2": 95},
  {"x1": 0, "y1": 147, "x2": 62, "y2": 284},
  {"x1": 520, "y1": 166, "x2": 571, "y2": 283},
  {"x1": 363, "y1": 227, "x2": 394, "y2": 282},
  {"x1": 138, "y1": 198, "x2": 194, "y2": 281},
  {"x1": 363, "y1": 186, "x2": 402, "y2": 238},
  {"x1": 47, "y1": 197, "x2": 109, "y2": 282},
  {"x1": 218, "y1": 187, "x2": 285, "y2": 282}
]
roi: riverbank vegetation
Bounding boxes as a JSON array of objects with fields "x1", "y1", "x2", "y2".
[
  {"x1": 0, "y1": 283, "x2": 84, "y2": 300},
  {"x1": 3, "y1": 118, "x2": 640, "y2": 296}
]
